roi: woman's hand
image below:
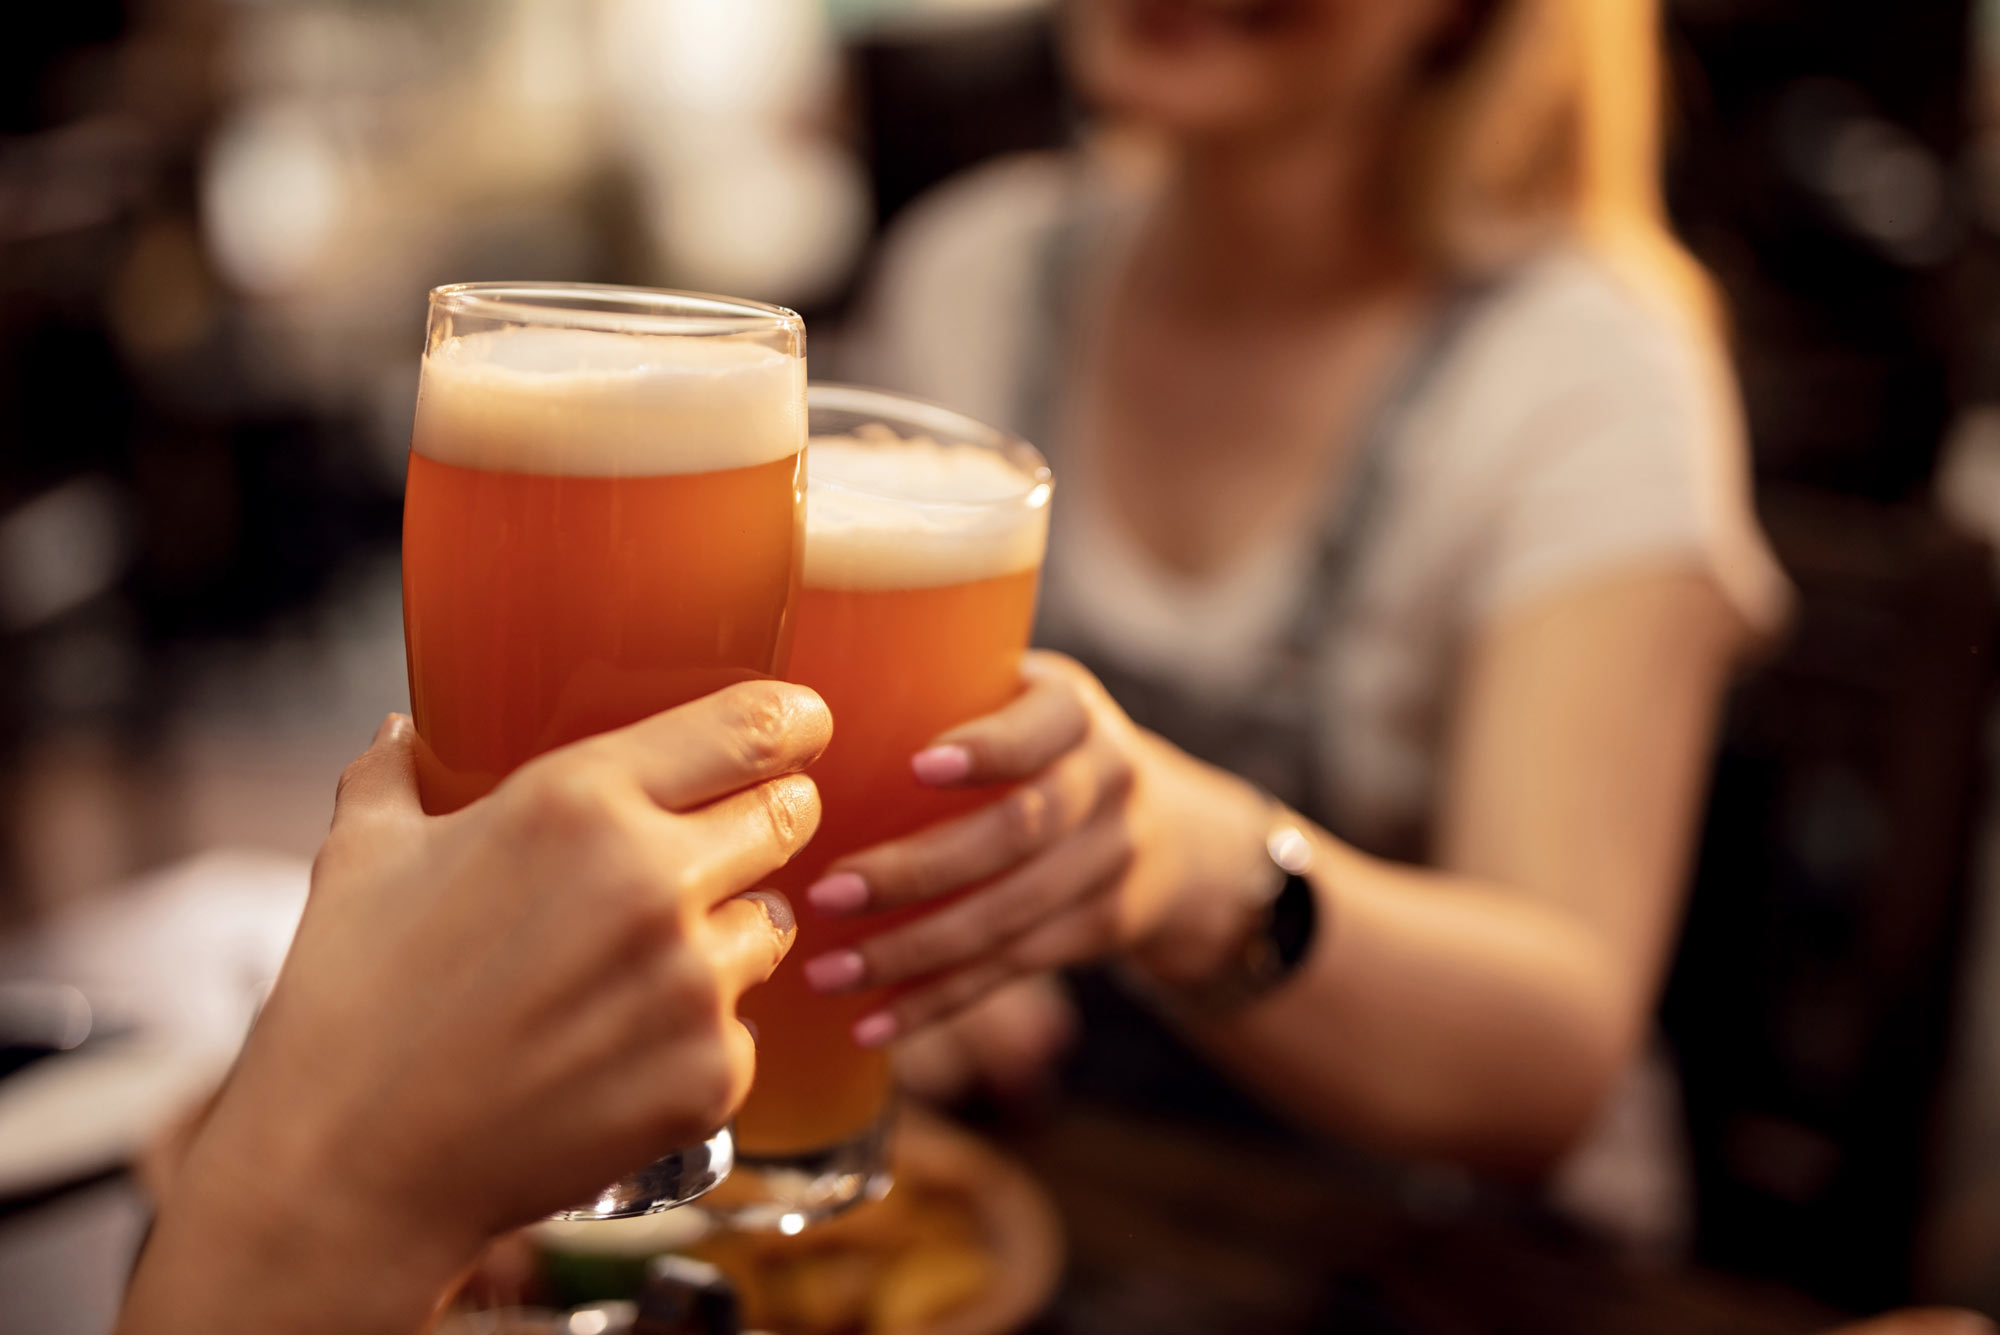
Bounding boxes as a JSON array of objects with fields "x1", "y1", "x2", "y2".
[
  {"x1": 797, "y1": 652, "x2": 1272, "y2": 1049},
  {"x1": 119, "y1": 682, "x2": 831, "y2": 1335}
]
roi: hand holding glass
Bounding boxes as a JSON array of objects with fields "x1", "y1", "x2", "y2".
[
  {"x1": 717, "y1": 386, "x2": 1051, "y2": 1227},
  {"x1": 402, "y1": 282, "x2": 806, "y2": 1218}
]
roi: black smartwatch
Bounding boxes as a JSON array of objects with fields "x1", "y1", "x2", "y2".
[{"x1": 1159, "y1": 815, "x2": 1322, "y2": 1016}]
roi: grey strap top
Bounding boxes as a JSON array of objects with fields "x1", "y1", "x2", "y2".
[{"x1": 1013, "y1": 203, "x2": 1498, "y2": 851}]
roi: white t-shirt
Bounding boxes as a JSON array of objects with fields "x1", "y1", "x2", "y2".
[{"x1": 850, "y1": 151, "x2": 1789, "y2": 856}]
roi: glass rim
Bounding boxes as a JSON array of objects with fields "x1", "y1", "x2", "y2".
[
  {"x1": 807, "y1": 382, "x2": 1052, "y2": 513},
  {"x1": 428, "y1": 281, "x2": 804, "y2": 339}
]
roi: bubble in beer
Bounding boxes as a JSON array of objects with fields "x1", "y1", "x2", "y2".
[
  {"x1": 413, "y1": 327, "x2": 803, "y2": 477},
  {"x1": 804, "y1": 432, "x2": 1050, "y2": 591}
]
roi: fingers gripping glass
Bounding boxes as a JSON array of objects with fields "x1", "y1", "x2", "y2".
[
  {"x1": 403, "y1": 282, "x2": 807, "y2": 1218},
  {"x1": 705, "y1": 385, "x2": 1052, "y2": 1229}
]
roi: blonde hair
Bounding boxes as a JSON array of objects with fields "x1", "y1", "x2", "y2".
[{"x1": 1405, "y1": 0, "x2": 1721, "y2": 331}]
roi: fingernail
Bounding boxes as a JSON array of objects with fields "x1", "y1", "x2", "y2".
[
  {"x1": 738, "y1": 889, "x2": 795, "y2": 940},
  {"x1": 853, "y1": 1012, "x2": 898, "y2": 1048},
  {"x1": 806, "y1": 872, "x2": 869, "y2": 915},
  {"x1": 373, "y1": 713, "x2": 404, "y2": 745},
  {"x1": 911, "y1": 744, "x2": 973, "y2": 786},
  {"x1": 803, "y1": 950, "x2": 865, "y2": 993}
]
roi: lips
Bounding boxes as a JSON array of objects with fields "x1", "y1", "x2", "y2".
[{"x1": 1121, "y1": 0, "x2": 1311, "y2": 39}]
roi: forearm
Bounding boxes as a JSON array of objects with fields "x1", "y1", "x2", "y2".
[
  {"x1": 1216, "y1": 836, "x2": 1630, "y2": 1173},
  {"x1": 1135, "y1": 778, "x2": 1633, "y2": 1176},
  {"x1": 1108, "y1": 579, "x2": 1733, "y2": 1178}
]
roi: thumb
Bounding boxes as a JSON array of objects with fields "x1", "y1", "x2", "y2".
[{"x1": 331, "y1": 714, "x2": 424, "y2": 831}]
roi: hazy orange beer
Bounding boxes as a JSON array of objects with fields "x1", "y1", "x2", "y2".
[
  {"x1": 729, "y1": 386, "x2": 1051, "y2": 1224},
  {"x1": 401, "y1": 282, "x2": 806, "y2": 1217}
]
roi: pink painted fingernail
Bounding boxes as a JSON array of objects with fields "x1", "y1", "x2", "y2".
[
  {"x1": 806, "y1": 872, "x2": 869, "y2": 915},
  {"x1": 803, "y1": 950, "x2": 865, "y2": 993},
  {"x1": 911, "y1": 744, "x2": 973, "y2": 786},
  {"x1": 853, "y1": 1012, "x2": 899, "y2": 1048}
]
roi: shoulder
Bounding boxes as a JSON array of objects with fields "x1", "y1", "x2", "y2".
[
  {"x1": 1414, "y1": 243, "x2": 1789, "y2": 630},
  {"x1": 868, "y1": 152, "x2": 1078, "y2": 338},
  {"x1": 850, "y1": 152, "x2": 1080, "y2": 427},
  {"x1": 882, "y1": 152, "x2": 1078, "y2": 281},
  {"x1": 1448, "y1": 243, "x2": 1730, "y2": 436},
  {"x1": 1416, "y1": 240, "x2": 1745, "y2": 497}
]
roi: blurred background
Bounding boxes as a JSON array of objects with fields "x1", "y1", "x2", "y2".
[{"x1": 5, "y1": 0, "x2": 2000, "y2": 1328}]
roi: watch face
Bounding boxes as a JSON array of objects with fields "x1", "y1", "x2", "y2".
[{"x1": 1269, "y1": 871, "x2": 1317, "y2": 974}]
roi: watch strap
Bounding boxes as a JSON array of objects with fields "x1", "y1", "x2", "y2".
[{"x1": 1138, "y1": 816, "x2": 1321, "y2": 1018}]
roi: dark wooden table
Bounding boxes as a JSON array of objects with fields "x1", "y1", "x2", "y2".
[
  {"x1": 996, "y1": 1101, "x2": 1842, "y2": 1335},
  {"x1": 0, "y1": 858, "x2": 1862, "y2": 1335},
  {"x1": 0, "y1": 1098, "x2": 1868, "y2": 1335}
]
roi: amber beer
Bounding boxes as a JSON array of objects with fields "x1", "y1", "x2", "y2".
[
  {"x1": 731, "y1": 387, "x2": 1051, "y2": 1219},
  {"x1": 401, "y1": 283, "x2": 805, "y2": 1219},
  {"x1": 403, "y1": 285, "x2": 806, "y2": 814}
]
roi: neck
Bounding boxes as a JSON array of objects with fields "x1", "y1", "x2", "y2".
[{"x1": 1144, "y1": 119, "x2": 1412, "y2": 314}]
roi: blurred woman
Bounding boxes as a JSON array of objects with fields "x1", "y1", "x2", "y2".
[
  {"x1": 117, "y1": 684, "x2": 829, "y2": 1334},
  {"x1": 825, "y1": 0, "x2": 1788, "y2": 1242}
]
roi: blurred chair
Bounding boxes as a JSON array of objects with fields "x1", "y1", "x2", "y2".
[
  {"x1": 1666, "y1": 488, "x2": 1996, "y2": 1313},
  {"x1": 1662, "y1": 0, "x2": 1998, "y2": 1310}
]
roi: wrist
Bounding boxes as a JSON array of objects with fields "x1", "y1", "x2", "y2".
[
  {"x1": 126, "y1": 1079, "x2": 478, "y2": 1335},
  {"x1": 1128, "y1": 758, "x2": 1280, "y2": 987}
]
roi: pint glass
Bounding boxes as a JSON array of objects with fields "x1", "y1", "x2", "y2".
[
  {"x1": 723, "y1": 385, "x2": 1052, "y2": 1228},
  {"x1": 402, "y1": 282, "x2": 806, "y2": 1218}
]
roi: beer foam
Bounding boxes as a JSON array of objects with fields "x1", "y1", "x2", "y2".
[
  {"x1": 412, "y1": 327, "x2": 803, "y2": 476},
  {"x1": 805, "y1": 433, "x2": 1050, "y2": 591}
]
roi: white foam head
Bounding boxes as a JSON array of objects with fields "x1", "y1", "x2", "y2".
[
  {"x1": 411, "y1": 327, "x2": 803, "y2": 476},
  {"x1": 805, "y1": 431, "x2": 1051, "y2": 591}
]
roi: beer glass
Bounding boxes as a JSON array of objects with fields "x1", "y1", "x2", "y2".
[
  {"x1": 402, "y1": 282, "x2": 806, "y2": 1218},
  {"x1": 720, "y1": 385, "x2": 1052, "y2": 1229}
]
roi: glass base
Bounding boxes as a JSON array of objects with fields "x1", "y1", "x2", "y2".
[
  {"x1": 697, "y1": 1115, "x2": 892, "y2": 1232},
  {"x1": 548, "y1": 1126, "x2": 734, "y2": 1221}
]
